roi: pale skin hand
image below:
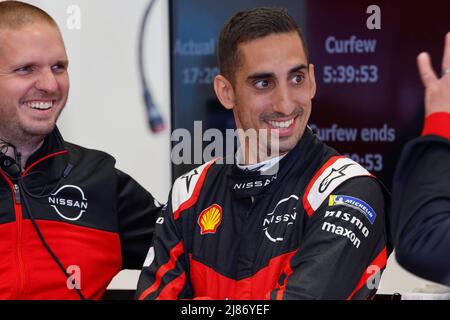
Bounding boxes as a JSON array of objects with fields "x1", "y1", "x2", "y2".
[{"x1": 417, "y1": 32, "x2": 450, "y2": 117}]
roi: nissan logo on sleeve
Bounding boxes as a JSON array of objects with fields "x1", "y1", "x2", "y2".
[{"x1": 48, "y1": 185, "x2": 88, "y2": 221}]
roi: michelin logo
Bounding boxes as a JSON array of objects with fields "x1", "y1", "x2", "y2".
[{"x1": 329, "y1": 195, "x2": 377, "y2": 224}]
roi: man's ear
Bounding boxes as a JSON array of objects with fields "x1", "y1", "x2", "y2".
[
  {"x1": 308, "y1": 64, "x2": 317, "y2": 99},
  {"x1": 214, "y1": 74, "x2": 235, "y2": 110}
]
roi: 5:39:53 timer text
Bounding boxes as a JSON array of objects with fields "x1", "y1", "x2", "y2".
[{"x1": 323, "y1": 65, "x2": 378, "y2": 84}]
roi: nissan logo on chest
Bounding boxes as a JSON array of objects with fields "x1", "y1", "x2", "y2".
[
  {"x1": 263, "y1": 195, "x2": 299, "y2": 243},
  {"x1": 48, "y1": 185, "x2": 88, "y2": 221}
]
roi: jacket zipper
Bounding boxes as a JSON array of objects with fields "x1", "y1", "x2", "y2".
[
  {"x1": 14, "y1": 184, "x2": 21, "y2": 204},
  {"x1": 13, "y1": 183, "x2": 26, "y2": 299},
  {"x1": 0, "y1": 150, "x2": 67, "y2": 299}
]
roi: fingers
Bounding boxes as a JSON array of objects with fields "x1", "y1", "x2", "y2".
[
  {"x1": 442, "y1": 32, "x2": 450, "y2": 73},
  {"x1": 417, "y1": 52, "x2": 437, "y2": 88}
]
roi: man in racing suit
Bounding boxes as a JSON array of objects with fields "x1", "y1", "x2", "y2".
[
  {"x1": 0, "y1": 2, "x2": 160, "y2": 299},
  {"x1": 136, "y1": 7, "x2": 390, "y2": 300},
  {"x1": 392, "y1": 33, "x2": 450, "y2": 286}
]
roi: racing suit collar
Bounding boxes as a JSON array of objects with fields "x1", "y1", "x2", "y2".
[
  {"x1": 232, "y1": 127, "x2": 317, "y2": 176},
  {"x1": 235, "y1": 147, "x2": 286, "y2": 174},
  {"x1": 229, "y1": 128, "x2": 318, "y2": 198}
]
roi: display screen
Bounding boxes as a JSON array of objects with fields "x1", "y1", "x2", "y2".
[{"x1": 169, "y1": 0, "x2": 450, "y2": 187}]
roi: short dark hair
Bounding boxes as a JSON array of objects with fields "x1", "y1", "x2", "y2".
[
  {"x1": 0, "y1": 1, "x2": 58, "y2": 31},
  {"x1": 218, "y1": 7, "x2": 309, "y2": 84}
]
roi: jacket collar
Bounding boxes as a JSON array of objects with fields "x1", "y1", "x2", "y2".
[
  {"x1": 18, "y1": 127, "x2": 70, "y2": 192},
  {"x1": 25, "y1": 127, "x2": 67, "y2": 169}
]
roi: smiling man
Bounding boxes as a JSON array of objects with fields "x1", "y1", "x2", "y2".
[
  {"x1": 0, "y1": 1, "x2": 160, "y2": 299},
  {"x1": 137, "y1": 7, "x2": 390, "y2": 300},
  {"x1": 216, "y1": 30, "x2": 313, "y2": 158},
  {"x1": 0, "y1": 8, "x2": 68, "y2": 161}
]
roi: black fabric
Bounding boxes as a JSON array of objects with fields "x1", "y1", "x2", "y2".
[
  {"x1": 392, "y1": 135, "x2": 450, "y2": 285},
  {"x1": 117, "y1": 169, "x2": 159, "y2": 269}
]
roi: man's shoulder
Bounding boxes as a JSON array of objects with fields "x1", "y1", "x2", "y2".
[
  {"x1": 170, "y1": 159, "x2": 221, "y2": 219},
  {"x1": 63, "y1": 141, "x2": 116, "y2": 166},
  {"x1": 303, "y1": 155, "x2": 380, "y2": 216}
]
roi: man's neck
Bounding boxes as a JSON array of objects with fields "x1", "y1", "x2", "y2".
[
  {"x1": 236, "y1": 146, "x2": 287, "y2": 171},
  {"x1": 239, "y1": 146, "x2": 286, "y2": 166},
  {"x1": 1, "y1": 135, "x2": 45, "y2": 170}
]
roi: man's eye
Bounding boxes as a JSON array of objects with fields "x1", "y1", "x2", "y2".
[
  {"x1": 15, "y1": 66, "x2": 33, "y2": 74},
  {"x1": 292, "y1": 74, "x2": 304, "y2": 84},
  {"x1": 254, "y1": 79, "x2": 271, "y2": 89},
  {"x1": 52, "y1": 64, "x2": 67, "y2": 73}
]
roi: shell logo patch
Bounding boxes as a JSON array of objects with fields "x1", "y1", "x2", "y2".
[{"x1": 198, "y1": 204, "x2": 222, "y2": 235}]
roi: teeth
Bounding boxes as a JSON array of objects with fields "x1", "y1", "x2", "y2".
[
  {"x1": 268, "y1": 119, "x2": 294, "y2": 129},
  {"x1": 25, "y1": 101, "x2": 53, "y2": 110}
]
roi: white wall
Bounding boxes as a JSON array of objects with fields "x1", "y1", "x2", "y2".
[
  {"x1": 23, "y1": 0, "x2": 437, "y2": 296},
  {"x1": 27, "y1": 0, "x2": 171, "y2": 290}
]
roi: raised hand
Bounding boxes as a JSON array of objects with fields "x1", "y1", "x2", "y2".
[{"x1": 417, "y1": 32, "x2": 450, "y2": 117}]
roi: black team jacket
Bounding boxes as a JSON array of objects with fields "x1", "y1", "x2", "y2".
[
  {"x1": 392, "y1": 112, "x2": 450, "y2": 286},
  {"x1": 0, "y1": 128, "x2": 160, "y2": 299}
]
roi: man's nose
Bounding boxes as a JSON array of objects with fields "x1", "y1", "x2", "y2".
[
  {"x1": 272, "y1": 84, "x2": 294, "y2": 115},
  {"x1": 35, "y1": 68, "x2": 58, "y2": 93}
]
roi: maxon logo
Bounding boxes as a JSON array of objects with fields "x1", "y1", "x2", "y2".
[{"x1": 48, "y1": 185, "x2": 88, "y2": 221}]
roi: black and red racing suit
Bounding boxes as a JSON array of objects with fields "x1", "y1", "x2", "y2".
[{"x1": 136, "y1": 129, "x2": 390, "y2": 300}]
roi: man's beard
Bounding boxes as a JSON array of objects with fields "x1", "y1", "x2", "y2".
[{"x1": 0, "y1": 115, "x2": 58, "y2": 149}]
